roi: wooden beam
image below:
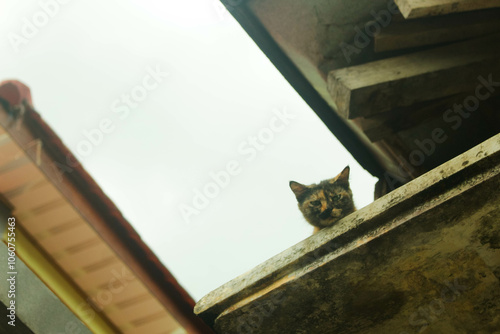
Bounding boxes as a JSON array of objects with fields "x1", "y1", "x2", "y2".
[
  {"x1": 327, "y1": 33, "x2": 500, "y2": 119},
  {"x1": 357, "y1": 94, "x2": 465, "y2": 142},
  {"x1": 395, "y1": 0, "x2": 500, "y2": 19},
  {"x1": 375, "y1": 9, "x2": 500, "y2": 52}
]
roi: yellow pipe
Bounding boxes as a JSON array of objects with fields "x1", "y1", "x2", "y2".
[{"x1": 3, "y1": 224, "x2": 117, "y2": 334}]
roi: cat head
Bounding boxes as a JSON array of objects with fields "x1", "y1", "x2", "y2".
[{"x1": 290, "y1": 166, "x2": 355, "y2": 229}]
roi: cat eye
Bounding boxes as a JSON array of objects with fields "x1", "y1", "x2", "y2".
[
  {"x1": 333, "y1": 194, "x2": 342, "y2": 201},
  {"x1": 310, "y1": 200, "x2": 321, "y2": 206}
]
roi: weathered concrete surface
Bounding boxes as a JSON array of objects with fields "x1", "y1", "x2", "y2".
[
  {"x1": 246, "y1": 0, "x2": 398, "y2": 110},
  {"x1": 248, "y1": 0, "x2": 391, "y2": 74},
  {"x1": 195, "y1": 133, "x2": 500, "y2": 333}
]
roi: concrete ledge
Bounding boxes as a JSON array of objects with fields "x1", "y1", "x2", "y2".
[{"x1": 195, "y1": 133, "x2": 500, "y2": 333}]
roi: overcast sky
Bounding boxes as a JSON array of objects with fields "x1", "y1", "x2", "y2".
[{"x1": 1, "y1": 0, "x2": 377, "y2": 301}]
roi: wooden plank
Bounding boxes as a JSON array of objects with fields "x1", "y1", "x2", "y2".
[
  {"x1": 362, "y1": 93, "x2": 500, "y2": 142},
  {"x1": 38, "y1": 223, "x2": 99, "y2": 254},
  {"x1": 357, "y1": 94, "x2": 465, "y2": 142},
  {"x1": 122, "y1": 315, "x2": 182, "y2": 334},
  {"x1": 108, "y1": 298, "x2": 164, "y2": 327},
  {"x1": 20, "y1": 204, "x2": 81, "y2": 234},
  {"x1": 89, "y1": 280, "x2": 148, "y2": 306},
  {"x1": 74, "y1": 261, "x2": 125, "y2": 291},
  {"x1": 0, "y1": 162, "x2": 45, "y2": 193},
  {"x1": 395, "y1": 0, "x2": 500, "y2": 19},
  {"x1": 0, "y1": 140, "x2": 23, "y2": 168},
  {"x1": 54, "y1": 242, "x2": 115, "y2": 272},
  {"x1": 7, "y1": 181, "x2": 61, "y2": 212},
  {"x1": 327, "y1": 33, "x2": 500, "y2": 119},
  {"x1": 375, "y1": 9, "x2": 500, "y2": 51}
]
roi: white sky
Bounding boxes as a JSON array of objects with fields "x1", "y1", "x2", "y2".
[{"x1": 1, "y1": 0, "x2": 377, "y2": 301}]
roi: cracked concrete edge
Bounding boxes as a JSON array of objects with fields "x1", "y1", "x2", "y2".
[{"x1": 194, "y1": 133, "x2": 500, "y2": 324}]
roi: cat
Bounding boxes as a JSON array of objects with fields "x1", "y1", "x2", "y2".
[{"x1": 290, "y1": 166, "x2": 356, "y2": 233}]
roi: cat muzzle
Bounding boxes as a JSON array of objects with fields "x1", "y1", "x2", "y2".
[
  {"x1": 319, "y1": 209, "x2": 332, "y2": 220},
  {"x1": 319, "y1": 208, "x2": 343, "y2": 221}
]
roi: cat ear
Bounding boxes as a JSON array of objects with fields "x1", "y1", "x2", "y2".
[
  {"x1": 334, "y1": 166, "x2": 350, "y2": 185},
  {"x1": 289, "y1": 181, "x2": 308, "y2": 200}
]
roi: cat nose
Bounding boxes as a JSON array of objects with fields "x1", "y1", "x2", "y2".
[{"x1": 319, "y1": 209, "x2": 331, "y2": 220}]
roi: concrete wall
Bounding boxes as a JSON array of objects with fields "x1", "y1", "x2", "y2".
[{"x1": 195, "y1": 133, "x2": 500, "y2": 333}]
